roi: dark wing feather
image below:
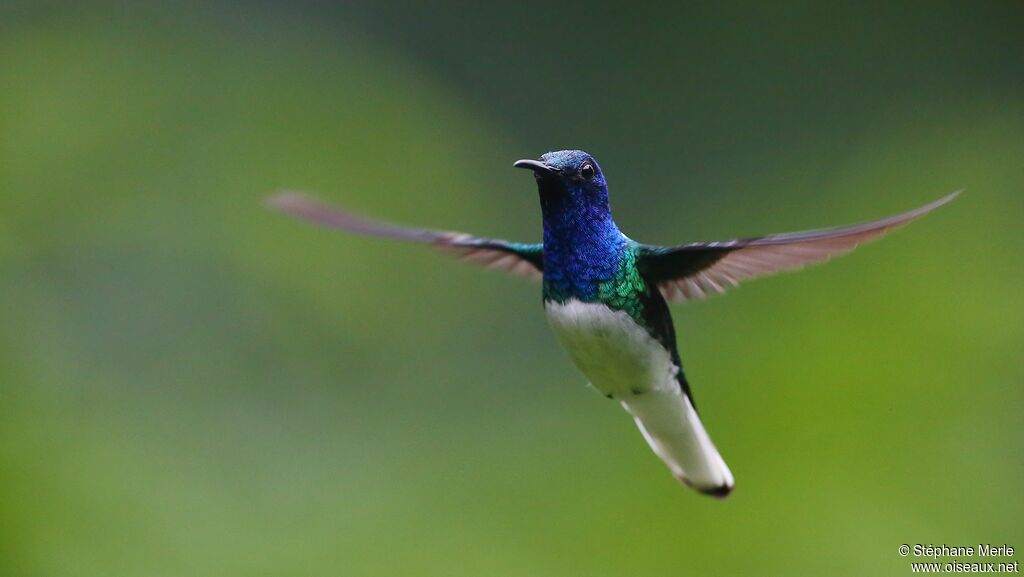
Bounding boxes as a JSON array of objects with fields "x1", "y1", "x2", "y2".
[
  {"x1": 268, "y1": 192, "x2": 543, "y2": 280},
  {"x1": 638, "y1": 192, "x2": 958, "y2": 302}
]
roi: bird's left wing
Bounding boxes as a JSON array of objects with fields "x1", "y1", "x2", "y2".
[
  {"x1": 268, "y1": 192, "x2": 544, "y2": 280},
  {"x1": 637, "y1": 192, "x2": 958, "y2": 302}
]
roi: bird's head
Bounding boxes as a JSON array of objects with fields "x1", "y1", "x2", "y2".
[{"x1": 514, "y1": 150, "x2": 610, "y2": 216}]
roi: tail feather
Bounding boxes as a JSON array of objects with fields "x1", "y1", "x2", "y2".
[{"x1": 621, "y1": 390, "x2": 734, "y2": 497}]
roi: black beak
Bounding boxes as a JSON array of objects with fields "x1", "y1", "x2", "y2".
[{"x1": 513, "y1": 159, "x2": 558, "y2": 176}]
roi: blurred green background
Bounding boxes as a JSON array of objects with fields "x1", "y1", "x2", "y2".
[{"x1": 2, "y1": 2, "x2": 1022, "y2": 575}]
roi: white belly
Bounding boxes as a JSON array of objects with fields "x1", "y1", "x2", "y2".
[
  {"x1": 545, "y1": 299, "x2": 734, "y2": 494},
  {"x1": 544, "y1": 299, "x2": 679, "y2": 399}
]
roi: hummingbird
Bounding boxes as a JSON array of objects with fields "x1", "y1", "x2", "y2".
[{"x1": 269, "y1": 149, "x2": 956, "y2": 498}]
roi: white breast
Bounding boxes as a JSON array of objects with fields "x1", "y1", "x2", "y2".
[{"x1": 544, "y1": 299, "x2": 679, "y2": 399}]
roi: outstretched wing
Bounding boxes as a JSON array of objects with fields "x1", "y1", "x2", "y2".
[
  {"x1": 268, "y1": 192, "x2": 544, "y2": 280},
  {"x1": 638, "y1": 192, "x2": 958, "y2": 302}
]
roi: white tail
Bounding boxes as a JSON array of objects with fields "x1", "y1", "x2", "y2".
[{"x1": 621, "y1": 390, "x2": 734, "y2": 497}]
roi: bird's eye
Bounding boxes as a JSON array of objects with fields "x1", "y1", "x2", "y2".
[{"x1": 580, "y1": 163, "x2": 595, "y2": 180}]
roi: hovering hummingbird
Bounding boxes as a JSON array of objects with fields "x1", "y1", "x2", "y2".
[{"x1": 269, "y1": 150, "x2": 956, "y2": 498}]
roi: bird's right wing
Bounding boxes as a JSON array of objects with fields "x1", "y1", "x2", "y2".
[
  {"x1": 268, "y1": 192, "x2": 544, "y2": 280},
  {"x1": 637, "y1": 192, "x2": 958, "y2": 302}
]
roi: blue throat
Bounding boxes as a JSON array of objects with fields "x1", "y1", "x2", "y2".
[{"x1": 539, "y1": 178, "x2": 626, "y2": 303}]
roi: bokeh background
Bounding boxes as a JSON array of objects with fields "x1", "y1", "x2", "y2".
[{"x1": 2, "y1": 2, "x2": 1022, "y2": 575}]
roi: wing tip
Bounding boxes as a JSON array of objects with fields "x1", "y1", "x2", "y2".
[
  {"x1": 264, "y1": 190, "x2": 382, "y2": 234},
  {"x1": 885, "y1": 189, "x2": 961, "y2": 229},
  {"x1": 265, "y1": 190, "x2": 317, "y2": 215},
  {"x1": 921, "y1": 189, "x2": 961, "y2": 213}
]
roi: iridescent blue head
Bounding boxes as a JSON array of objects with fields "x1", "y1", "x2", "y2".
[
  {"x1": 513, "y1": 150, "x2": 611, "y2": 219},
  {"x1": 514, "y1": 150, "x2": 626, "y2": 298}
]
